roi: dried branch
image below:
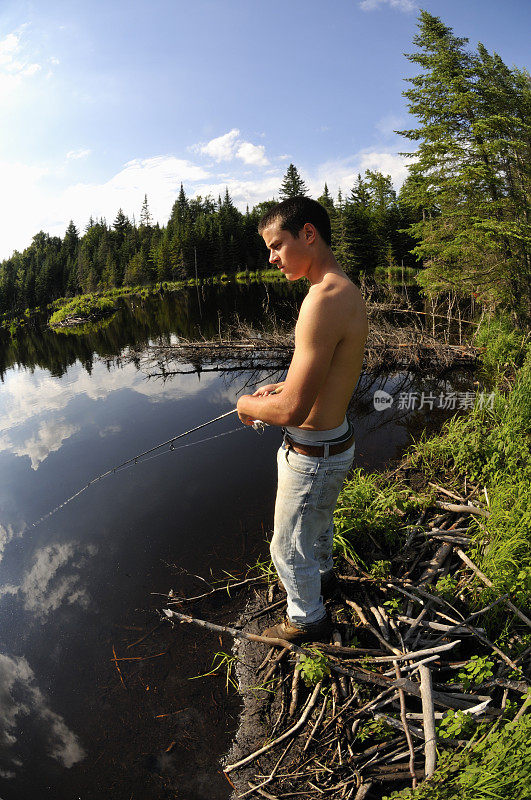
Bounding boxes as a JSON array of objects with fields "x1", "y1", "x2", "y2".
[{"x1": 224, "y1": 681, "x2": 322, "y2": 773}]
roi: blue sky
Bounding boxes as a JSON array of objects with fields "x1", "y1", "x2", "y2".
[{"x1": 0, "y1": 0, "x2": 529, "y2": 260}]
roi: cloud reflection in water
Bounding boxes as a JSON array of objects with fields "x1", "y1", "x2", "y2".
[
  {"x1": 0, "y1": 541, "x2": 98, "y2": 620},
  {"x1": 0, "y1": 653, "x2": 85, "y2": 769}
]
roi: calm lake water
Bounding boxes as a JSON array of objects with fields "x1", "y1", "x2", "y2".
[{"x1": 0, "y1": 284, "x2": 474, "y2": 800}]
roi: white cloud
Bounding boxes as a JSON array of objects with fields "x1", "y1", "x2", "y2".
[
  {"x1": 236, "y1": 141, "x2": 269, "y2": 167},
  {"x1": 0, "y1": 29, "x2": 44, "y2": 99},
  {"x1": 0, "y1": 155, "x2": 209, "y2": 259},
  {"x1": 359, "y1": 0, "x2": 417, "y2": 12},
  {"x1": 0, "y1": 524, "x2": 21, "y2": 566},
  {"x1": 194, "y1": 129, "x2": 269, "y2": 166},
  {"x1": 66, "y1": 148, "x2": 91, "y2": 161},
  {"x1": 196, "y1": 128, "x2": 241, "y2": 161},
  {"x1": 375, "y1": 113, "x2": 406, "y2": 138},
  {"x1": 0, "y1": 653, "x2": 85, "y2": 768}
]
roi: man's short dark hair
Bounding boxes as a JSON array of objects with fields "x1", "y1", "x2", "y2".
[{"x1": 258, "y1": 196, "x2": 332, "y2": 247}]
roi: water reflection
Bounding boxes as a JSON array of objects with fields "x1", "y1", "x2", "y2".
[
  {"x1": 0, "y1": 541, "x2": 98, "y2": 619},
  {"x1": 0, "y1": 283, "x2": 304, "y2": 380},
  {"x1": 0, "y1": 653, "x2": 85, "y2": 769},
  {"x1": 0, "y1": 358, "x2": 219, "y2": 473}
]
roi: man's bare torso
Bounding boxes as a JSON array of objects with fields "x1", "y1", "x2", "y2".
[{"x1": 295, "y1": 271, "x2": 368, "y2": 430}]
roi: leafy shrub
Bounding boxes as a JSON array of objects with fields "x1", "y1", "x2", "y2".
[
  {"x1": 296, "y1": 650, "x2": 330, "y2": 687},
  {"x1": 384, "y1": 715, "x2": 531, "y2": 800},
  {"x1": 457, "y1": 656, "x2": 494, "y2": 689}
]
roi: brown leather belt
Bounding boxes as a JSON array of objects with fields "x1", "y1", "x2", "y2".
[{"x1": 284, "y1": 432, "x2": 355, "y2": 458}]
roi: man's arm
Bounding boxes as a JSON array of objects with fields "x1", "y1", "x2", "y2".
[{"x1": 237, "y1": 292, "x2": 342, "y2": 427}]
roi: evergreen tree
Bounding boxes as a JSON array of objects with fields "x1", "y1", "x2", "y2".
[
  {"x1": 279, "y1": 164, "x2": 308, "y2": 199},
  {"x1": 349, "y1": 174, "x2": 371, "y2": 208},
  {"x1": 399, "y1": 10, "x2": 531, "y2": 316},
  {"x1": 331, "y1": 190, "x2": 354, "y2": 274},
  {"x1": 139, "y1": 194, "x2": 153, "y2": 228},
  {"x1": 318, "y1": 183, "x2": 335, "y2": 215}
]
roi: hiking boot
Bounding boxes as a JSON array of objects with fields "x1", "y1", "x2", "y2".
[{"x1": 262, "y1": 615, "x2": 331, "y2": 643}]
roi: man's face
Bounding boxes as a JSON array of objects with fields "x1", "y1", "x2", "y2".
[{"x1": 261, "y1": 220, "x2": 312, "y2": 282}]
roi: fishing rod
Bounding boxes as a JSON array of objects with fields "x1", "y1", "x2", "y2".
[{"x1": 30, "y1": 407, "x2": 269, "y2": 529}]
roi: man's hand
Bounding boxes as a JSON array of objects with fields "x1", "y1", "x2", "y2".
[
  {"x1": 237, "y1": 396, "x2": 256, "y2": 426},
  {"x1": 252, "y1": 382, "x2": 284, "y2": 397}
]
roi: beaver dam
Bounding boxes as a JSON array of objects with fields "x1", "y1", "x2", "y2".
[
  {"x1": 126, "y1": 304, "x2": 479, "y2": 380},
  {"x1": 160, "y1": 459, "x2": 531, "y2": 800}
]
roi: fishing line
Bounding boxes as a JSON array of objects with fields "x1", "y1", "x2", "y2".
[{"x1": 29, "y1": 408, "x2": 257, "y2": 530}]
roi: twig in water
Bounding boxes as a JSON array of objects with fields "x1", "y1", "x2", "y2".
[
  {"x1": 112, "y1": 645, "x2": 127, "y2": 689},
  {"x1": 126, "y1": 621, "x2": 164, "y2": 649}
]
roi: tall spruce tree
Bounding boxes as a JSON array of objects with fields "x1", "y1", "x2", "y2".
[
  {"x1": 399, "y1": 10, "x2": 531, "y2": 317},
  {"x1": 318, "y1": 183, "x2": 335, "y2": 215},
  {"x1": 279, "y1": 164, "x2": 308, "y2": 199},
  {"x1": 139, "y1": 194, "x2": 153, "y2": 228}
]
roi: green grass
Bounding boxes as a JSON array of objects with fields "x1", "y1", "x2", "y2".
[
  {"x1": 333, "y1": 469, "x2": 432, "y2": 566},
  {"x1": 406, "y1": 344, "x2": 531, "y2": 601},
  {"x1": 49, "y1": 294, "x2": 118, "y2": 326}
]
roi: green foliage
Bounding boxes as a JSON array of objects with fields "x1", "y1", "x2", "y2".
[
  {"x1": 334, "y1": 469, "x2": 430, "y2": 557},
  {"x1": 457, "y1": 656, "x2": 495, "y2": 689},
  {"x1": 407, "y1": 329, "x2": 531, "y2": 603},
  {"x1": 279, "y1": 163, "x2": 308, "y2": 199},
  {"x1": 384, "y1": 715, "x2": 531, "y2": 800},
  {"x1": 436, "y1": 709, "x2": 479, "y2": 741},
  {"x1": 383, "y1": 597, "x2": 402, "y2": 615},
  {"x1": 332, "y1": 530, "x2": 361, "y2": 564},
  {"x1": 435, "y1": 574, "x2": 458, "y2": 600},
  {"x1": 49, "y1": 294, "x2": 117, "y2": 325},
  {"x1": 370, "y1": 560, "x2": 392, "y2": 579},
  {"x1": 189, "y1": 650, "x2": 239, "y2": 692},
  {"x1": 474, "y1": 315, "x2": 530, "y2": 384},
  {"x1": 357, "y1": 718, "x2": 395, "y2": 743},
  {"x1": 248, "y1": 554, "x2": 277, "y2": 585},
  {"x1": 399, "y1": 11, "x2": 531, "y2": 317},
  {"x1": 296, "y1": 649, "x2": 330, "y2": 687}
]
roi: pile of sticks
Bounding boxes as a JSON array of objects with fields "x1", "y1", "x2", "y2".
[
  {"x1": 127, "y1": 314, "x2": 478, "y2": 381},
  {"x1": 162, "y1": 477, "x2": 530, "y2": 799}
]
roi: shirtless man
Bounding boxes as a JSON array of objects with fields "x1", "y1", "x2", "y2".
[{"x1": 237, "y1": 196, "x2": 368, "y2": 642}]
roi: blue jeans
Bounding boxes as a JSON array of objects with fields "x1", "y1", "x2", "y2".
[{"x1": 271, "y1": 439, "x2": 355, "y2": 627}]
